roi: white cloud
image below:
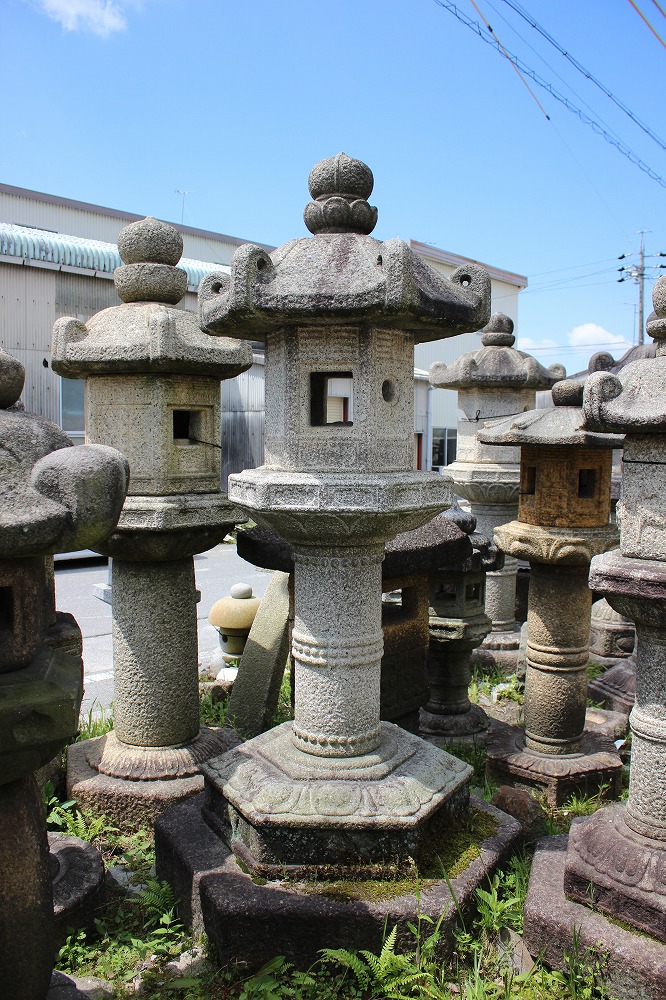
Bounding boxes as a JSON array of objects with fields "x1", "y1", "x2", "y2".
[
  {"x1": 515, "y1": 336, "x2": 559, "y2": 352},
  {"x1": 567, "y1": 322, "x2": 630, "y2": 351},
  {"x1": 33, "y1": 0, "x2": 127, "y2": 37}
]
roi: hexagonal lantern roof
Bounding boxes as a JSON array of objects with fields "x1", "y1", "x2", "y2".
[
  {"x1": 199, "y1": 153, "x2": 491, "y2": 343},
  {"x1": 430, "y1": 313, "x2": 565, "y2": 391},
  {"x1": 479, "y1": 379, "x2": 623, "y2": 449}
]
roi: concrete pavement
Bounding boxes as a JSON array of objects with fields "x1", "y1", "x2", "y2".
[{"x1": 54, "y1": 542, "x2": 272, "y2": 718}]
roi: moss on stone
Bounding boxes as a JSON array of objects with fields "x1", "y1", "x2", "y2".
[{"x1": 279, "y1": 808, "x2": 499, "y2": 903}]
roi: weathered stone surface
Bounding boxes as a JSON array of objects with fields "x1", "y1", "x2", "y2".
[
  {"x1": 485, "y1": 721, "x2": 622, "y2": 806},
  {"x1": 589, "y1": 597, "x2": 635, "y2": 662},
  {"x1": 525, "y1": 835, "x2": 666, "y2": 1000},
  {"x1": 0, "y1": 776, "x2": 54, "y2": 1000},
  {"x1": 48, "y1": 972, "x2": 113, "y2": 1000},
  {"x1": 50, "y1": 833, "x2": 105, "y2": 950},
  {"x1": 490, "y1": 785, "x2": 547, "y2": 843},
  {"x1": 588, "y1": 657, "x2": 636, "y2": 715},
  {"x1": 156, "y1": 791, "x2": 520, "y2": 970},
  {"x1": 225, "y1": 571, "x2": 291, "y2": 739}
]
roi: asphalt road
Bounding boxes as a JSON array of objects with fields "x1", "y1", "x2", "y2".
[{"x1": 54, "y1": 543, "x2": 273, "y2": 719}]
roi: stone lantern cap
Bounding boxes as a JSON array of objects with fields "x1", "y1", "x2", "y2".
[
  {"x1": 583, "y1": 276, "x2": 666, "y2": 434},
  {"x1": 429, "y1": 313, "x2": 565, "y2": 390},
  {"x1": 52, "y1": 216, "x2": 252, "y2": 379},
  {"x1": 208, "y1": 583, "x2": 261, "y2": 632},
  {"x1": 0, "y1": 350, "x2": 129, "y2": 557},
  {"x1": 478, "y1": 380, "x2": 623, "y2": 449},
  {"x1": 199, "y1": 153, "x2": 491, "y2": 343}
]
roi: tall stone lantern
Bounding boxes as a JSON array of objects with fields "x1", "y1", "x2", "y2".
[
  {"x1": 478, "y1": 380, "x2": 623, "y2": 804},
  {"x1": 0, "y1": 350, "x2": 127, "y2": 1000},
  {"x1": 562, "y1": 279, "x2": 666, "y2": 943},
  {"x1": 52, "y1": 217, "x2": 252, "y2": 827},
  {"x1": 196, "y1": 153, "x2": 491, "y2": 875},
  {"x1": 430, "y1": 313, "x2": 564, "y2": 673}
]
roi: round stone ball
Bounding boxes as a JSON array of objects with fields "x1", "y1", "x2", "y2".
[
  {"x1": 308, "y1": 153, "x2": 374, "y2": 200},
  {"x1": 117, "y1": 217, "x2": 183, "y2": 266}
]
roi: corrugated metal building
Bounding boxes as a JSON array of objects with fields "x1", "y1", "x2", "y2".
[{"x1": 0, "y1": 183, "x2": 526, "y2": 480}]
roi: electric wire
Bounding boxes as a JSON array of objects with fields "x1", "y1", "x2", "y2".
[
  {"x1": 432, "y1": 1, "x2": 666, "y2": 188},
  {"x1": 498, "y1": 0, "x2": 666, "y2": 149},
  {"x1": 627, "y1": 0, "x2": 666, "y2": 49}
]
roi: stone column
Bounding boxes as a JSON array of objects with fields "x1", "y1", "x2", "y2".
[
  {"x1": 479, "y1": 380, "x2": 623, "y2": 805},
  {"x1": 52, "y1": 217, "x2": 253, "y2": 827},
  {"x1": 112, "y1": 559, "x2": 200, "y2": 748},
  {"x1": 430, "y1": 313, "x2": 564, "y2": 674},
  {"x1": 292, "y1": 544, "x2": 384, "y2": 757}
]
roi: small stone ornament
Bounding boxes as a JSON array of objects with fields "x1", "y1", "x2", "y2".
[{"x1": 208, "y1": 582, "x2": 261, "y2": 674}]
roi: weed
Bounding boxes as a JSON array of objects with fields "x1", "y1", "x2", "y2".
[{"x1": 76, "y1": 702, "x2": 114, "y2": 741}]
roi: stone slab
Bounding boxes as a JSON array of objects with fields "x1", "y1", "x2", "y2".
[
  {"x1": 225, "y1": 570, "x2": 291, "y2": 739},
  {"x1": 155, "y1": 792, "x2": 520, "y2": 971},
  {"x1": 524, "y1": 835, "x2": 666, "y2": 1000},
  {"x1": 48, "y1": 972, "x2": 113, "y2": 1000},
  {"x1": 50, "y1": 833, "x2": 105, "y2": 950}
]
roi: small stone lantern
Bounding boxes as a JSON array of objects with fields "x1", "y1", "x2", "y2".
[
  {"x1": 208, "y1": 582, "x2": 261, "y2": 673},
  {"x1": 430, "y1": 313, "x2": 564, "y2": 673},
  {"x1": 420, "y1": 502, "x2": 501, "y2": 744},
  {"x1": 478, "y1": 379, "x2": 623, "y2": 804},
  {"x1": 52, "y1": 217, "x2": 253, "y2": 827},
  {"x1": 0, "y1": 350, "x2": 127, "y2": 999},
  {"x1": 196, "y1": 153, "x2": 491, "y2": 876}
]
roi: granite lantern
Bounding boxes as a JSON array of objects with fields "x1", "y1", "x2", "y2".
[
  {"x1": 193, "y1": 152, "x2": 491, "y2": 877},
  {"x1": 208, "y1": 582, "x2": 261, "y2": 674},
  {"x1": 564, "y1": 278, "x2": 666, "y2": 944},
  {"x1": 429, "y1": 313, "x2": 564, "y2": 673},
  {"x1": 0, "y1": 349, "x2": 127, "y2": 1000},
  {"x1": 479, "y1": 379, "x2": 623, "y2": 804},
  {"x1": 420, "y1": 502, "x2": 501, "y2": 745},
  {"x1": 51, "y1": 217, "x2": 253, "y2": 827}
]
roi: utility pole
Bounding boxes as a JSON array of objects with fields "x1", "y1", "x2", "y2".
[
  {"x1": 175, "y1": 189, "x2": 190, "y2": 225},
  {"x1": 618, "y1": 230, "x2": 666, "y2": 346}
]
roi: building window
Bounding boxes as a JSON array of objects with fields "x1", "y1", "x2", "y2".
[
  {"x1": 432, "y1": 427, "x2": 458, "y2": 470},
  {"x1": 60, "y1": 377, "x2": 84, "y2": 435},
  {"x1": 310, "y1": 372, "x2": 353, "y2": 426}
]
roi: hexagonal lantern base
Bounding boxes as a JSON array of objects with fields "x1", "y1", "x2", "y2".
[
  {"x1": 201, "y1": 722, "x2": 473, "y2": 878},
  {"x1": 485, "y1": 721, "x2": 623, "y2": 807}
]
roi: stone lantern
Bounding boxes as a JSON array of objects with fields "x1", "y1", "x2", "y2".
[
  {"x1": 429, "y1": 313, "x2": 564, "y2": 673},
  {"x1": 478, "y1": 379, "x2": 623, "y2": 804},
  {"x1": 420, "y1": 502, "x2": 501, "y2": 745},
  {"x1": 193, "y1": 153, "x2": 491, "y2": 878},
  {"x1": 563, "y1": 280, "x2": 666, "y2": 944},
  {"x1": 0, "y1": 349, "x2": 127, "y2": 1000},
  {"x1": 51, "y1": 217, "x2": 253, "y2": 827}
]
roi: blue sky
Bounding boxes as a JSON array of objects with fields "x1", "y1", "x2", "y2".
[{"x1": 5, "y1": 0, "x2": 665, "y2": 374}]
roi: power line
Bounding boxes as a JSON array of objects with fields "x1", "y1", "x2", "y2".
[
  {"x1": 497, "y1": 0, "x2": 666, "y2": 150},
  {"x1": 432, "y1": 1, "x2": 666, "y2": 188},
  {"x1": 627, "y1": 0, "x2": 666, "y2": 49}
]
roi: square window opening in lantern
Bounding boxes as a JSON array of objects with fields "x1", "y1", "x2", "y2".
[
  {"x1": 578, "y1": 467, "x2": 597, "y2": 499},
  {"x1": 172, "y1": 409, "x2": 204, "y2": 446},
  {"x1": 0, "y1": 586, "x2": 14, "y2": 634},
  {"x1": 310, "y1": 372, "x2": 353, "y2": 426}
]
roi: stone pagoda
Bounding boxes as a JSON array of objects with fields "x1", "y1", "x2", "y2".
[
  {"x1": 51, "y1": 217, "x2": 252, "y2": 827},
  {"x1": 0, "y1": 349, "x2": 127, "y2": 1000},
  {"x1": 196, "y1": 152, "x2": 491, "y2": 876},
  {"x1": 479, "y1": 379, "x2": 623, "y2": 804},
  {"x1": 430, "y1": 312, "x2": 564, "y2": 673}
]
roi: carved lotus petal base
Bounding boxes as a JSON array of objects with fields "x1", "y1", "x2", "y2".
[
  {"x1": 485, "y1": 721, "x2": 623, "y2": 806},
  {"x1": 201, "y1": 721, "x2": 473, "y2": 877},
  {"x1": 565, "y1": 804, "x2": 666, "y2": 943},
  {"x1": 85, "y1": 728, "x2": 241, "y2": 781}
]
